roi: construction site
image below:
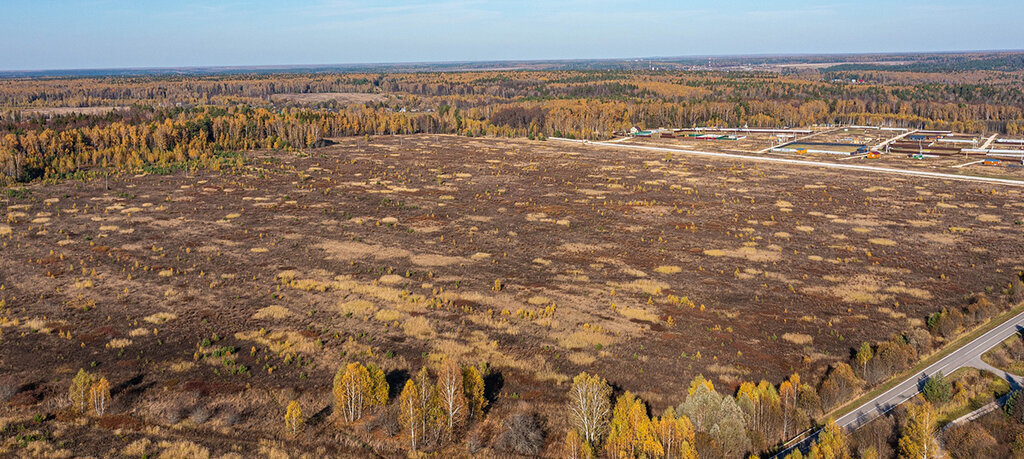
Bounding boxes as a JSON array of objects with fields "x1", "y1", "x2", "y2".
[{"x1": 621, "y1": 125, "x2": 1024, "y2": 177}]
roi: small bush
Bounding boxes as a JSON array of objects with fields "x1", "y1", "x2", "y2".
[
  {"x1": 0, "y1": 378, "x2": 17, "y2": 402},
  {"x1": 493, "y1": 412, "x2": 545, "y2": 456},
  {"x1": 189, "y1": 405, "x2": 211, "y2": 424}
]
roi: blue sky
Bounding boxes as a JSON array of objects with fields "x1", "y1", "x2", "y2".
[{"x1": 1, "y1": 0, "x2": 1022, "y2": 70}]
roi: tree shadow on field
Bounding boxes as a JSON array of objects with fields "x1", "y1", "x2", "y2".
[
  {"x1": 484, "y1": 371, "x2": 504, "y2": 412},
  {"x1": 113, "y1": 373, "x2": 155, "y2": 409},
  {"x1": 308, "y1": 404, "x2": 332, "y2": 427},
  {"x1": 386, "y1": 369, "x2": 411, "y2": 401}
]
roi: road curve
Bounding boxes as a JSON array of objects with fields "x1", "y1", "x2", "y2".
[
  {"x1": 550, "y1": 138, "x2": 1024, "y2": 187},
  {"x1": 774, "y1": 308, "x2": 1024, "y2": 457}
]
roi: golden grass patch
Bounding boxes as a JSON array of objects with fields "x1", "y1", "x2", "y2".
[
  {"x1": 977, "y1": 214, "x2": 1000, "y2": 223},
  {"x1": 868, "y1": 238, "x2": 896, "y2": 246},
  {"x1": 107, "y1": 338, "x2": 132, "y2": 349},
  {"x1": 339, "y1": 300, "x2": 377, "y2": 318},
  {"x1": 885, "y1": 285, "x2": 932, "y2": 299},
  {"x1": 782, "y1": 333, "x2": 813, "y2": 345},
  {"x1": 409, "y1": 253, "x2": 467, "y2": 267},
  {"x1": 703, "y1": 246, "x2": 781, "y2": 262},
  {"x1": 250, "y1": 247, "x2": 269, "y2": 253},
  {"x1": 143, "y1": 312, "x2": 177, "y2": 324},
  {"x1": 378, "y1": 274, "x2": 405, "y2": 285},
  {"x1": 235, "y1": 329, "x2": 319, "y2": 355},
  {"x1": 527, "y1": 295, "x2": 552, "y2": 305},
  {"x1": 129, "y1": 328, "x2": 150, "y2": 337},
  {"x1": 611, "y1": 279, "x2": 670, "y2": 295},
  {"x1": 618, "y1": 306, "x2": 660, "y2": 323},
  {"x1": 158, "y1": 269, "x2": 174, "y2": 277},
  {"x1": 403, "y1": 316, "x2": 437, "y2": 340},
  {"x1": 795, "y1": 225, "x2": 815, "y2": 233},
  {"x1": 805, "y1": 274, "x2": 893, "y2": 304},
  {"x1": 559, "y1": 330, "x2": 617, "y2": 350},
  {"x1": 773, "y1": 232, "x2": 791, "y2": 239},
  {"x1": 0, "y1": 225, "x2": 11, "y2": 237},
  {"x1": 374, "y1": 309, "x2": 403, "y2": 322},
  {"x1": 253, "y1": 305, "x2": 292, "y2": 320},
  {"x1": 654, "y1": 265, "x2": 682, "y2": 274}
]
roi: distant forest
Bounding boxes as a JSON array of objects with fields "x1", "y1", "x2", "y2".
[{"x1": 2, "y1": 56, "x2": 1024, "y2": 183}]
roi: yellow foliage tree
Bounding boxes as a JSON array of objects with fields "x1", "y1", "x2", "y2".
[
  {"x1": 366, "y1": 363, "x2": 389, "y2": 408},
  {"x1": 463, "y1": 365, "x2": 487, "y2": 423},
  {"x1": 814, "y1": 418, "x2": 851, "y2": 459},
  {"x1": 90, "y1": 377, "x2": 111, "y2": 416},
  {"x1": 898, "y1": 400, "x2": 939, "y2": 459},
  {"x1": 436, "y1": 359, "x2": 468, "y2": 439},
  {"x1": 399, "y1": 379, "x2": 423, "y2": 451},
  {"x1": 565, "y1": 428, "x2": 595, "y2": 459},
  {"x1": 687, "y1": 374, "x2": 714, "y2": 396},
  {"x1": 568, "y1": 372, "x2": 612, "y2": 448},
  {"x1": 285, "y1": 400, "x2": 303, "y2": 436},
  {"x1": 69, "y1": 369, "x2": 93, "y2": 413},
  {"x1": 655, "y1": 406, "x2": 697, "y2": 459},
  {"x1": 604, "y1": 391, "x2": 663, "y2": 458},
  {"x1": 334, "y1": 362, "x2": 372, "y2": 423}
]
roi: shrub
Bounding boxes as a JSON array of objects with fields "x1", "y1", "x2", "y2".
[
  {"x1": 0, "y1": 378, "x2": 17, "y2": 402},
  {"x1": 189, "y1": 405, "x2": 211, "y2": 424},
  {"x1": 944, "y1": 422, "x2": 997, "y2": 459},
  {"x1": 494, "y1": 412, "x2": 545, "y2": 456}
]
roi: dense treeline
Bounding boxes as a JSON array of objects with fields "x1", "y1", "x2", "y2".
[{"x1": 3, "y1": 69, "x2": 1024, "y2": 183}]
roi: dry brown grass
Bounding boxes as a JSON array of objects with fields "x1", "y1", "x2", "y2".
[
  {"x1": 143, "y1": 312, "x2": 177, "y2": 324},
  {"x1": 704, "y1": 246, "x2": 781, "y2": 262},
  {"x1": 403, "y1": 316, "x2": 436, "y2": 340},
  {"x1": 253, "y1": 305, "x2": 292, "y2": 320},
  {"x1": 618, "y1": 306, "x2": 659, "y2": 323},
  {"x1": 338, "y1": 300, "x2": 377, "y2": 319},
  {"x1": 610, "y1": 279, "x2": 669, "y2": 296},
  {"x1": 374, "y1": 309, "x2": 403, "y2": 322},
  {"x1": 558, "y1": 329, "x2": 617, "y2": 350},
  {"x1": 782, "y1": 333, "x2": 813, "y2": 345}
]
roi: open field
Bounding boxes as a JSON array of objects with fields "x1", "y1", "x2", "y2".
[
  {"x1": 2, "y1": 134, "x2": 1024, "y2": 454},
  {"x1": 7, "y1": 106, "x2": 128, "y2": 117}
]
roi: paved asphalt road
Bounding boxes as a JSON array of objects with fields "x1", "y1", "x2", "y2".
[
  {"x1": 776, "y1": 308, "x2": 1024, "y2": 457},
  {"x1": 833, "y1": 309, "x2": 1024, "y2": 431},
  {"x1": 550, "y1": 138, "x2": 1024, "y2": 187}
]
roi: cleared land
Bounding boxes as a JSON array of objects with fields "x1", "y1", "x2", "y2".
[{"x1": 2, "y1": 134, "x2": 1024, "y2": 454}]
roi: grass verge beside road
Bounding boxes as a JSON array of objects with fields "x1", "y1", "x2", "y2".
[{"x1": 828, "y1": 303, "x2": 1024, "y2": 423}]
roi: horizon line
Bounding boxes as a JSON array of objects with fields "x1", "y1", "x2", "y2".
[{"x1": 2, "y1": 48, "x2": 1023, "y2": 75}]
